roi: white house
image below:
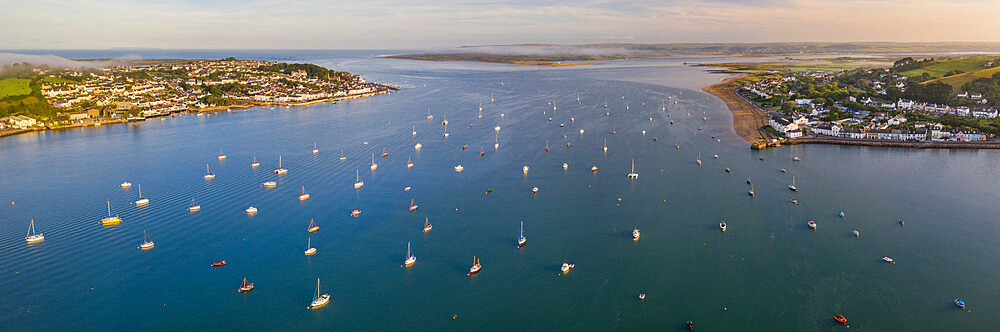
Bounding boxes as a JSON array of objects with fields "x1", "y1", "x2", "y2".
[
  {"x1": 956, "y1": 106, "x2": 970, "y2": 116},
  {"x1": 810, "y1": 124, "x2": 841, "y2": 136}
]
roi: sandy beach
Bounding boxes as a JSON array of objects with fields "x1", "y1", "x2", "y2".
[{"x1": 702, "y1": 73, "x2": 775, "y2": 144}]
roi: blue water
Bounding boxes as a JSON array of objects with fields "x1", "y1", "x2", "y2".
[{"x1": 2, "y1": 50, "x2": 1000, "y2": 331}]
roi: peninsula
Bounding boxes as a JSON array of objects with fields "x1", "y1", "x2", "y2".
[
  {"x1": 0, "y1": 58, "x2": 395, "y2": 137},
  {"x1": 699, "y1": 55, "x2": 1000, "y2": 149}
]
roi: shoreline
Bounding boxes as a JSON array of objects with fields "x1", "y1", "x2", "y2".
[
  {"x1": 701, "y1": 73, "x2": 776, "y2": 145},
  {"x1": 788, "y1": 136, "x2": 1000, "y2": 149},
  {"x1": 0, "y1": 90, "x2": 391, "y2": 139}
]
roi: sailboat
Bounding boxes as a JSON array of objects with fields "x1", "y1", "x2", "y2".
[
  {"x1": 101, "y1": 200, "x2": 121, "y2": 225},
  {"x1": 408, "y1": 198, "x2": 418, "y2": 212},
  {"x1": 304, "y1": 237, "x2": 317, "y2": 255},
  {"x1": 518, "y1": 221, "x2": 526, "y2": 247},
  {"x1": 25, "y1": 219, "x2": 44, "y2": 243},
  {"x1": 696, "y1": 152, "x2": 702, "y2": 166},
  {"x1": 627, "y1": 159, "x2": 639, "y2": 179},
  {"x1": 370, "y1": 153, "x2": 378, "y2": 171},
  {"x1": 339, "y1": 150, "x2": 347, "y2": 160},
  {"x1": 468, "y1": 256, "x2": 481, "y2": 275},
  {"x1": 381, "y1": 147, "x2": 388, "y2": 158},
  {"x1": 274, "y1": 155, "x2": 288, "y2": 175},
  {"x1": 480, "y1": 146, "x2": 485, "y2": 156},
  {"x1": 545, "y1": 141, "x2": 549, "y2": 152},
  {"x1": 312, "y1": 142, "x2": 319, "y2": 154},
  {"x1": 494, "y1": 124, "x2": 501, "y2": 132},
  {"x1": 426, "y1": 108, "x2": 433, "y2": 119},
  {"x1": 251, "y1": 156, "x2": 260, "y2": 167},
  {"x1": 491, "y1": 92, "x2": 494, "y2": 103},
  {"x1": 298, "y1": 186, "x2": 310, "y2": 200},
  {"x1": 134, "y1": 184, "x2": 149, "y2": 205},
  {"x1": 414, "y1": 142, "x2": 422, "y2": 150},
  {"x1": 788, "y1": 176, "x2": 798, "y2": 191},
  {"x1": 443, "y1": 122, "x2": 449, "y2": 137},
  {"x1": 308, "y1": 278, "x2": 331, "y2": 309},
  {"x1": 403, "y1": 242, "x2": 417, "y2": 267},
  {"x1": 412, "y1": 126, "x2": 417, "y2": 136},
  {"x1": 494, "y1": 133, "x2": 499, "y2": 150},
  {"x1": 188, "y1": 198, "x2": 201, "y2": 211},
  {"x1": 308, "y1": 219, "x2": 319, "y2": 233},
  {"x1": 523, "y1": 165, "x2": 530, "y2": 174},
  {"x1": 238, "y1": 277, "x2": 254, "y2": 293},
  {"x1": 262, "y1": 180, "x2": 277, "y2": 188},
  {"x1": 442, "y1": 113, "x2": 448, "y2": 126},
  {"x1": 407, "y1": 157, "x2": 413, "y2": 168},
  {"x1": 218, "y1": 148, "x2": 227, "y2": 160},
  {"x1": 748, "y1": 184, "x2": 755, "y2": 196},
  {"x1": 203, "y1": 163, "x2": 215, "y2": 180},
  {"x1": 478, "y1": 102, "x2": 483, "y2": 118},
  {"x1": 423, "y1": 217, "x2": 432, "y2": 232},
  {"x1": 138, "y1": 230, "x2": 154, "y2": 250},
  {"x1": 354, "y1": 170, "x2": 364, "y2": 188}
]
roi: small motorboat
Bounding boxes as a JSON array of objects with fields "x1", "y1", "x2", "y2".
[
  {"x1": 834, "y1": 315, "x2": 847, "y2": 325},
  {"x1": 725, "y1": 168, "x2": 732, "y2": 174},
  {"x1": 405, "y1": 186, "x2": 412, "y2": 191},
  {"x1": 793, "y1": 156, "x2": 801, "y2": 161},
  {"x1": 414, "y1": 142, "x2": 422, "y2": 150},
  {"x1": 807, "y1": 220, "x2": 817, "y2": 229},
  {"x1": 642, "y1": 130, "x2": 646, "y2": 135},
  {"x1": 632, "y1": 228, "x2": 640, "y2": 240},
  {"x1": 591, "y1": 166, "x2": 598, "y2": 173},
  {"x1": 462, "y1": 145, "x2": 468, "y2": 150},
  {"x1": 954, "y1": 299, "x2": 966, "y2": 309},
  {"x1": 562, "y1": 163, "x2": 568, "y2": 170},
  {"x1": 523, "y1": 165, "x2": 530, "y2": 174},
  {"x1": 211, "y1": 261, "x2": 227, "y2": 267},
  {"x1": 853, "y1": 230, "x2": 860, "y2": 237},
  {"x1": 120, "y1": 181, "x2": 132, "y2": 188},
  {"x1": 454, "y1": 165, "x2": 464, "y2": 172},
  {"x1": 351, "y1": 210, "x2": 362, "y2": 217},
  {"x1": 531, "y1": 187, "x2": 539, "y2": 194},
  {"x1": 238, "y1": 277, "x2": 254, "y2": 293},
  {"x1": 746, "y1": 177, "x2": 751, "y2": 185},
  {"x1": 713, "y1": 154, "x2": 719, "y2": 159},
  {"x1": 560, "y1": 262, "x2": 575, "y2": 273},
  {"x1": 780, "y1": 168, "x2": 787, "y2": 173},
  {"x1": 790, "y1": 198, "x2": 798, "y2": 205},
  {"x1": 245, "y1": 206, "x2": 258, "y2": 214},
  {"x1": 638, "y1": 293, "x2": 645, "y2": 300},
  {"x1": 839, "y1": 211, "x2": 845, "y2": 218},
  {"x1": 579, "y1": 129, "x2": 584, "y2": 135},
  {"x1": 882, "y1": 256, "x2": 895, "y2": 264},
  {"x1": 759, "y1": 157, "x2": 765, "y2": 160},
  {"x1": 686, "y1": 321, "x2": 695, "y2": 331},
  {"x1": 262, "y1": 181, "x2": 277, "y2": 188},
  {"x1": 720, "y1": 221, "x2": 727, "y2": 232},
  {"x1": 899, "y1": 217, "x2": 904, "y2": 225}
]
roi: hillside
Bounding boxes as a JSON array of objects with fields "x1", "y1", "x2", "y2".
[
  {"x1": 899, "y1": 56, "x2": 996, "y2": 78},
  {"x1": 924, "y1": 66, "x2": 1000, "y2": 90}
]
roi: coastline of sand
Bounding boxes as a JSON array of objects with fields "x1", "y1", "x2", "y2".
[{"x1": 702, "y1": 73, "x2": 776, "y2": 145}]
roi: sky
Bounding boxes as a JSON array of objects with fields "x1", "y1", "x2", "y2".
[{"x1": 1, "y1": 0, "x2": 998, "y2": 50}]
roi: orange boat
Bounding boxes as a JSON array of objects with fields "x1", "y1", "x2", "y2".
[
  {"x1": 834, "y1": 315, "x2": 847, "y2": 325},
  {"x1": 211, "y1": 261, "x2": 227, "y2": 267}
]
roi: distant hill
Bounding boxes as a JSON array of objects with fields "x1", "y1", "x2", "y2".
[{"x1": 383, "y1": 42, "x2": 1000, "y2": 65}]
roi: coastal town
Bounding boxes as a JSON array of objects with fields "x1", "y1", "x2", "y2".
[
  {"x1": 0, "y1": 58, "x2": 394, "y2": 136},
  {"x1": 725, "y1": 56, "x2": 1000, "y2": 147}
]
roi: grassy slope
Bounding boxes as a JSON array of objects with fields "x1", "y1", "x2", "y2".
[
  {"x1": 900, "y1": 57, "x2": 994, "y2": 78},
  {"x1": 924, "y1": 66, "x2": 1000, "y2": 90},
  {"x1": 0, "y1": 78, "x2": 32, "y2": 98}
]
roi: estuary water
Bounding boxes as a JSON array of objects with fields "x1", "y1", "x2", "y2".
[{"x1": 2, "y1": 50, "x2": 1000, "y2": 331}]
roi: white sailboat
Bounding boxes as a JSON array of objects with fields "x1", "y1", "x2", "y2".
[
  {"x1": 251, "y1": 156, "x2": 260, "y2": 167},
  {"x1": 298, "y1": 186, "x2": 310, "y2": 200},
  {"x1": 627, "y1": 159, "x2": 639, "y2": 179},
  {"x1": 188, "y1": 198, "x2": 201, "y2": 211},
  {"x1": 468, "y1": 256, "x2": 481, "y2": 275},
  {"x1": 339, "y1": 150, "x2": 347, "y2": 160},
  {"x1": 603, "y1": 138, "x2": 608, "y2": 152},
  {"x1": 308, "y1": 218, "x2": 319, "y2": 233},
  {"x1": 274, "y1": 155, "x2": 288, "y2": 175},
  {"x1": 218, "y1": 148, "x2": 227, "y2": 160},
  {"x1": 697, "y1": 152, "x2": 702, "y2": 166},
  {"x1": 25, "y1": 219, "x2": 44, "y2": 243},
  {"x1": 423, "y1": 217, "x2": 432, "y2": 232},
  {"x1": 304, "y1": 237, "x2": 317, "y2": 255},
  {"x1": 354, "y1": 170, "x2": 364, "y2": 188},
  {"x1": 134, "y1": 184, "x2": 149, "y2": 206},
  {"x1": 518, "y1": 221, "x2": 526, "y2": 247},
  {"x1": 403, "y1": 242, "x2": 416, "y2": 267},
  {"x1": 138, "y1": 230, "x2": 154, "y2": 250},
  {"x1": 412, "y1": 125, "x2": 417, "y2": 136},
  {"x1": 407, "y1": 157, "x2": 413, "y2": 168},
  {"x1": 370, "y1": 153, "x2": 378, "y2": 171},
  {"x1": 312, "y1": 142, "x2": 319, "y2": 154},
  {"x1": 203, "y1": 163, "x2": 215, "y2": 180},
  {"x1": 788, "y1": 176, "x2": 798, "y2": 192},
  {"x1": 101, "y1": 200, "x2": 121, "y2": 225},
  {"x1": 408, "y1": 198, "x2": 418, "y2": 212},
  {"x1": 308, "y1": 278, "x2": 331, "y2": 309}
]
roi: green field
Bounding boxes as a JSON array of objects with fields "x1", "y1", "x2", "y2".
[
  {"x1": 0, "y1": 78, "x2": 32, "y2": 99},
  {"x1": 899, "y1": 56, "x2": 995, "y2": 78},
  {"x1": 924, "y1": 66, "x2": 1000, "y2": 90}
]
